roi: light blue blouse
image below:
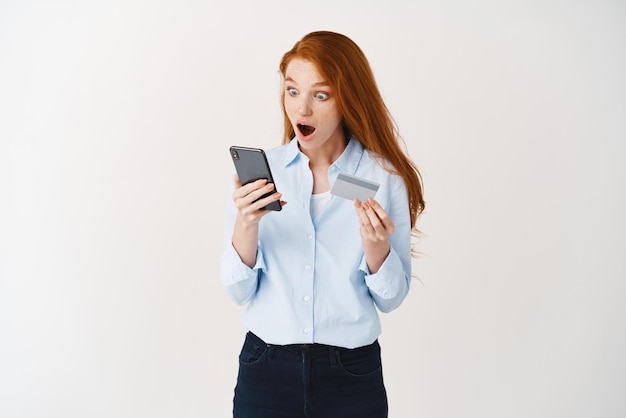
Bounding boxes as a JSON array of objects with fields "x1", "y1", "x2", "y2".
[{"x1": 220, "y1": 137, "x2": 412, "y2": 349}]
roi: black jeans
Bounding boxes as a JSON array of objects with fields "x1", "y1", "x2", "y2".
[{"x1": 233, "y1": 332, "x2": 388, "y2": 418}]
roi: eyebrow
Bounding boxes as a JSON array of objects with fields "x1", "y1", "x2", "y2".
[{"x1": 284, "y1": 76, "x2": 330, "y2": 88}]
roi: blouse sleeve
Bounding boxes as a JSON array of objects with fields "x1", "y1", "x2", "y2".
[
  {"x1": 219, "y1": 183, "x2": 266, "y2": 306},
  {"x1": 359, "y1": 175, "x2": 412, "y2": 313},
  {"x1": 220, "y1": 242, "x2": 265, "y2": 305}
]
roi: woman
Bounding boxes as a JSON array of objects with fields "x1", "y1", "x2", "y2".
[{"x1": 220, "y1": 30, "x2": 425, "y2": 418}]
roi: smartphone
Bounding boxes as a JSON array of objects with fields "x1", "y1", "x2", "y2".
[{"x1": 229, "y1": 146, "x2": 282, "y2": 211}]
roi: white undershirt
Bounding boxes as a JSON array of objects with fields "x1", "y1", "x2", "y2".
[{"x1": 310, "y1": 191, "x2": 332, "y2": 219}]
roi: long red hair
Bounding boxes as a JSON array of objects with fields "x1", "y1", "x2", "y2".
[{"x1": 279, "y1": 31, "x2": 425, "y2": 229}]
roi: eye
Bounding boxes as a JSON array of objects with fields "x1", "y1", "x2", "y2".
[
  {"x1": 315, "y1": 92, "x2": 329, "y2": 101},
  {"x1": 287, "y1": 88, "x2": 299, "y2": 96}
]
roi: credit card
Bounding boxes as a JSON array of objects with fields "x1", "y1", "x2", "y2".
[{"x1": 330, "y1": 172, "x2": 380, "y2": 202}]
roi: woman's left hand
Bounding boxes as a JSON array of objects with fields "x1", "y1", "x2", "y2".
[{"x1": 354, "y1": 198, "x2": 394, "y2": 273}]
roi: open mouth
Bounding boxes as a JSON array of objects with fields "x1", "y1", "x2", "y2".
[{"x1": 297, "y1": 123, "x2": 316, "y2": 137}]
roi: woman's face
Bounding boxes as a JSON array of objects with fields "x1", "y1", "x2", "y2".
[{"x1": 283, "y1": 58, "x2": 345, "y2": 159}]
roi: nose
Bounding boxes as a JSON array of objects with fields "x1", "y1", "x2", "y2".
[{"x1": 297, "y1": 97, "x2": 312, "y2": 116}]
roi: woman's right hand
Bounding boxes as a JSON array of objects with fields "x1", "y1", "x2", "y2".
[
  {"x1": 232, "y1": 174, "x2": 284, "y2": 225},
  {"x1": 231, "y1": 174, "x2": 285, "y2": 267}
]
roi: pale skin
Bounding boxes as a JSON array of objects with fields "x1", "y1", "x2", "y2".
[{"x1": 231, "y1": 58, "x2": 394, "y2": 273}]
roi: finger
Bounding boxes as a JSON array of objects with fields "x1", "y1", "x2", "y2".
[
  {"x1": 366, "y1": 198, "x2": 394, "y2": 232},
  {"x1": 243, "y1": 179, "x2": 269, "y2": 196},
  {"x1": 253, "y1": 191, "x2": 283, "y2": 210},
  {"x1": 363, "y1": 202, "x2": 396, "y2": 241},
  {"x1": 233, "y1": 184, "x2": 267, "y2": 212},
  {"x1": 233, "y1": 173, "x2": 242, "y2": 188},
  {"x1": 353, "y1": 200, "x2": 369, "y2": 226},
  {"x1": 236, "y1": 183, "x2": 277, "y2": 211},
  {"x1": 354, "y1": 200, "x2": 377, "y2": 236},
  {"x1": 233, "y1": 179, "x2": 268, "y2": 200},
  {"x1": 238, "y1": 192, "x2": 280, "y2": 219},
  {"x1": 362, "y1": 202, "x2": 386, "y2": 237}
]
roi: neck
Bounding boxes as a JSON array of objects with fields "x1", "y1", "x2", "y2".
[{"x1": 301, "y1": 137, "x2": 348, "y2": 170}]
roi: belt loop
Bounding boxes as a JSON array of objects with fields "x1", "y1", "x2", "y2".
[
  {"x1": 329, "y1": 347, "x2": 337, "y2": 367},
  {"x1": 267, "y1": 344, "x2": 275, "y2": 360}
]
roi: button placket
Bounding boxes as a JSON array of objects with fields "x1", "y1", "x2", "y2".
[{"x1": 301, "y1": 228, "x2": 315, "y2": 342}]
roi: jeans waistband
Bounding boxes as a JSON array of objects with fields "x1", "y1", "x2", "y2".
[{"x1": 246, "y1": 331, "x2": 376, "y2": 356}]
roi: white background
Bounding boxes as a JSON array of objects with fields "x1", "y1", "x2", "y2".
[{"x1": 1, "y1": 1, "x2": 625, "y2": 417}]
